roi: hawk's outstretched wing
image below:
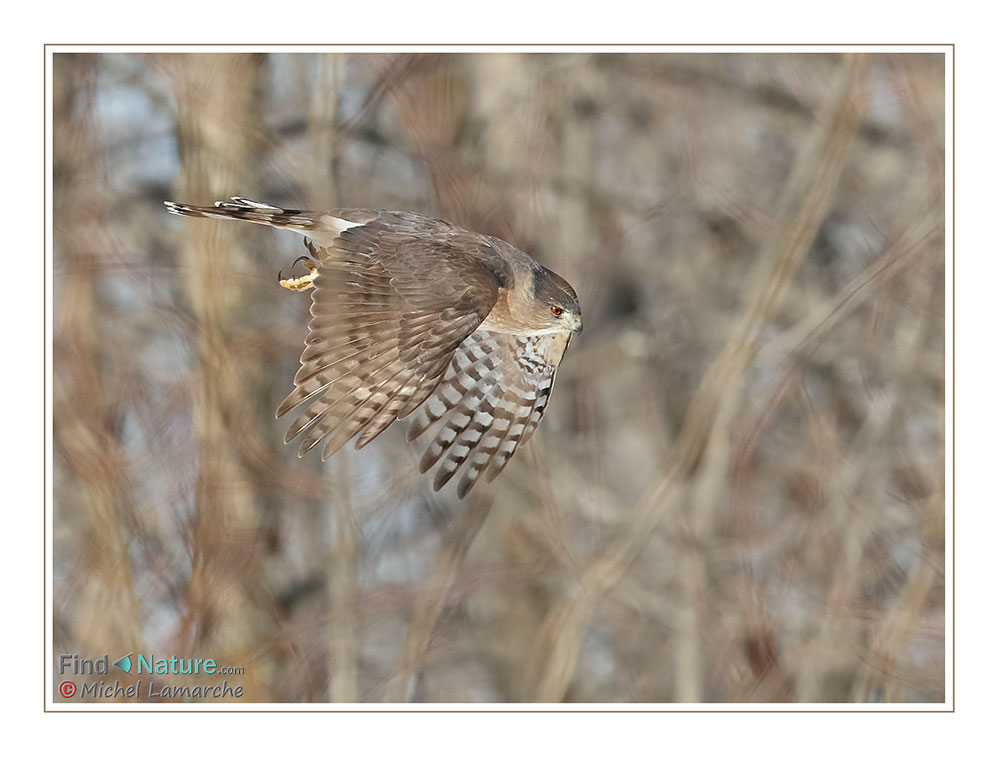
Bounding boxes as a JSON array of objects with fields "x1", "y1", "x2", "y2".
[
  {"x1": 277, "y1": 218, "x2": 502, "y2": 461},
  {"x1": 407, "y1": 330, "x2": 572, "y2": 499}
]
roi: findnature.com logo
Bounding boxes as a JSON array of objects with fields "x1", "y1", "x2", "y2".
[{"x1": 56, "y1": 653, "x2": 246, "y2": 700}]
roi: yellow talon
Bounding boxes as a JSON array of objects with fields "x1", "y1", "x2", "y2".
[{"x1": 278, "y1": 256, "x2": 318, "y2": 292}]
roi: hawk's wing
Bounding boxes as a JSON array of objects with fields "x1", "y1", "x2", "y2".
[
  {"x1": 407, "y1": 330, "x2": 572, "y2": 499},
  {"x1": 277, "y1": 218, "x2": 502, "y2": 460}
]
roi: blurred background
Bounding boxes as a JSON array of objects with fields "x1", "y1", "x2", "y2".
[{"x1": 52, "y1": 51, "x2": 945, "y2": 704}]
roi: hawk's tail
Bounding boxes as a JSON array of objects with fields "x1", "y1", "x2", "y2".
[
  {"x1": 164, "y1": 196, "x2": 319, "y2": 233},
  {"x1": 164, "y1": 197, "x2": 365, "y2": 247}
]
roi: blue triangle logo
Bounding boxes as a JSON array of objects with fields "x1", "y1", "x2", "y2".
[{"x1": 112, "y1": 653, "x2": 133, "y2": 675}]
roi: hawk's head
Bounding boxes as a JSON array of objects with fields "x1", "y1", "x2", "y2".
[{"x1": 531, "y1": 265, "x2": 583, "y2": 335}]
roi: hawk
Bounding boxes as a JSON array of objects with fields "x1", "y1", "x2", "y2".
[{"x1": 164, "y1": 197, "x2": 582, "y2": 498}]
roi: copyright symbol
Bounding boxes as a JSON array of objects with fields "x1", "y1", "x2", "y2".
[{"x1": 58, "y1": 680, "x2": 77, "y2": 698}]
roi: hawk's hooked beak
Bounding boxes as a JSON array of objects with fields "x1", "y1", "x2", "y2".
[{"x1": 571, "y1": 314, "x2": 583, "y2": 334}]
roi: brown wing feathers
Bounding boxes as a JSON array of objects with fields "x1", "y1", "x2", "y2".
[{"x1": 276, "y1": 222, "x2": 499, "y2": 464}]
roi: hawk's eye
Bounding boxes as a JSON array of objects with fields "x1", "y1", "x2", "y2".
[{"x1": 551, "y1": 306, "x2": 563, "y2": 317}]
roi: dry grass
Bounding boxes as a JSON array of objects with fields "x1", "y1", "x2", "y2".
[{"x1": 52, "y1": 51, "x2": 945, "y2": 703}]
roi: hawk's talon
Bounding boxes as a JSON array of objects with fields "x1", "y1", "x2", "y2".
[
  {"x1": 278, "y1": 255, "x2": 318, "y2": 292},
  {"x1": 293, "y1": 255, "x2": 317, "y2": 271}
]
